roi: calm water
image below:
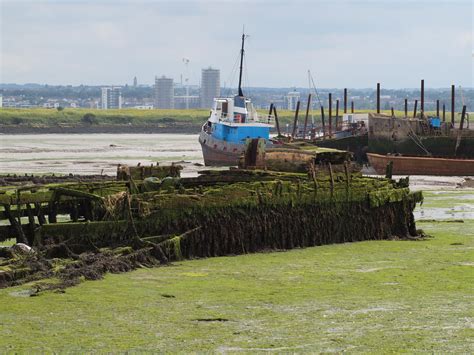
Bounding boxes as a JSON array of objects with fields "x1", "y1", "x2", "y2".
[{"x1": 0, "y1": 134, "x2": 204, "y2": 176}]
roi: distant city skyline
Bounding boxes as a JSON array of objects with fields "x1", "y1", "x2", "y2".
[{"x1": 1, "y1": 0, "x2": 472, "y2": 88}]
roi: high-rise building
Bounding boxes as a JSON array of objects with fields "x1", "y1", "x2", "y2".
[
  {"x1": 286, "y1": 90, "x2": 300, "y2": 111},
  {"x1": 133, "y1": 76, "x2": 138, "y2": 87},
  {"x1": 101, "y1": 87, "x2": 122, "y2": 109},
  {"x1": 200, "y1": 67, "x2": 220, "y2": 108},
  {"x1": 154, "y1": 76, "x2": 174, "y2": 109}
]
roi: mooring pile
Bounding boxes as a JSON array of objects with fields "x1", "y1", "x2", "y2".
[{"x1": 0, "y1": 148, "x2": 422, "y2": 290}]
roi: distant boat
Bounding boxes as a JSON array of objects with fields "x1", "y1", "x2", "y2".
[
  {"x1": 198, "y1": 33, "x2": 274, "y2": 166},
  {"x1": 367, "y1": 153, "x2": 474, "y2": 176}
]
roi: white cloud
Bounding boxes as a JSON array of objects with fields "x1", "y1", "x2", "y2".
[{"x1": 0, "y1": 0, "x2": 472, "y2": 87}]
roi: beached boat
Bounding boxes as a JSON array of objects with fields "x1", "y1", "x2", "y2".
[
  {"x1": 198, "y1": 33, "x2": 274, "y2": 166},
  {"x1": 367, "y1": 153, "x2": 474, "y2": 176}
]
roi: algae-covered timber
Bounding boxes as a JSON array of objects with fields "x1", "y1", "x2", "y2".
[
  {"x1": 239, "y1": 138, "x2": 360, "y2": 173},
  {"x1": 0, "y1": 161, "x2": 422, "y2": 289}
]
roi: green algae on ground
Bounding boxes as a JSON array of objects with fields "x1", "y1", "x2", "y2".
[{"x1": 0, "y1": 218, "x2": 472, "y2": 353}]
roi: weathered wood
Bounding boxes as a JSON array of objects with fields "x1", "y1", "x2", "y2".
[
  {"x1": 26, "y1": 203, "x2": 36, "y2": 245},
  {"x1": 344, "y1": 161, "x2": 351, "y2": 199},
  {"x1": 343, "y1": 88, "x2": 347, "y2": 113},
  {"x1": 291, "y1": 101, "x2": 301, "y2": 138},
  {"x1": 303, "y1": 94, "x2": 312, "y2": 139},
  {"x1": 35, "y1": 202, "x2": 47, "y2": 226},
  {"x1": 48, "y1": 191, "x2": 58, "y2": 224},
  {"x1": 328, "y1": 163, "x2": 334, "y2": 197},
  {"x1": 329, "y1": 93, "x2": 333, "y2": 138},
  {"x1": 455, "y1": 105, "x2": 467, "y2": 156},
  {"x1": 70, "y1": 202, "x2": 79, "y2": 222},
  {"x1": 320, "y1": 106, "x2": 326, "y2": 138},
  {"x1": 3, "y1": 204, "x2": 27, "y2": 244},
  {"x1": 52, "y1": 187, "x2": 103, "y2": 201},
  {"x1": 385, "y1": 161, "x2": 393, "y2": 179}
]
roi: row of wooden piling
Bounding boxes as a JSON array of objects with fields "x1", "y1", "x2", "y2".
[
  {"x1": 270, "y1": 80, "x2": 464, "y2": 139},
  {"x1": 376, "y1": 80, "x2": 459, "y2": 123}
]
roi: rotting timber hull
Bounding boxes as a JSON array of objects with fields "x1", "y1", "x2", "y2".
[
  {"x1": 367, "y1": 153, "x2": 474, "y2": 176},
  {"x1": 311, "y1": 133, "x2": 368, "y2": 163},
  {"x1": 0, "y1": 169, "x2": 423, "y2": 289}
]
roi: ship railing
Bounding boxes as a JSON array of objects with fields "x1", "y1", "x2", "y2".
[
  {"x1": 217, "y1": 113, "x2": 275, "y2": 125},
  {"x1": 247, "y1": 114, "x2": 275, "y2": 125}
]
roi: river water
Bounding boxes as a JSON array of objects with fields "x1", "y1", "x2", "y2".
[{"x1": 0, "y1": 134, "x2": 204, "y2": 176}]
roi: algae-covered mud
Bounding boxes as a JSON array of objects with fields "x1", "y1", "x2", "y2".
[
  {"x1": 0, "y1": 193, "x2": 472, "y2": 352},
  {"x1": 0, "y1": 134, "x2": 203, "y2": 176}
]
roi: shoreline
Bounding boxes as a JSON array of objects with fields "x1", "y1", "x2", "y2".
[{"x1": 0, "y1": 124, "x2": 202, "y2": 134}]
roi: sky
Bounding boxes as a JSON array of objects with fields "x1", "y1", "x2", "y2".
[{"x1": 0, "y1": 0, "x2": 472, "y2": 88}]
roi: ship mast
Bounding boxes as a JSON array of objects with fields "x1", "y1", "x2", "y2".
[{"x1": 237, "y1": 32, "x2": 245, "y2": 97}]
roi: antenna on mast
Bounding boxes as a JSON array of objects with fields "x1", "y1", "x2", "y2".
[
  {"x1": 183, "y1": 58, "x2": 190, "y2": 109},
  {"x1": 308, "y1": 70, "x2": 323, "y2": 108}
]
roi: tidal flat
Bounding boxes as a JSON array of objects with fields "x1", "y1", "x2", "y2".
[{"x1": 0, "y1": 190, "x2": 472, "y2": 352}]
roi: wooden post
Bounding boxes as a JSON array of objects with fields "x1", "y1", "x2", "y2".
[
  {"x1": 26, "y1": 203, "x2": 36, "y2": 245},
  {"x1": 4, "y1": 204, "x2": 28, "y2": 244},
  {"x1": 420, "y1": 79, "x2": 424, "y2": 115},
  {"x1": 459, "y1": 105, "x2": 467, "y2": 131},
  {"x1": 455, "y1": 105, "x2": 467, "y2": 155},
  {"x1": 335, "y1": 99, "x2": 339, "y2": 130},
  {"x1": 376, "y1": 83, "x2": 380, "y2": 114},
  {"x1": 413, "y1": 100, "x2": 418, "y2": 118},
  {"x1": 328, "y1": 93, "x2": 332, "y2": 138},
  {"x1": 35, "y1": 203, "x2": 47, "y2": 226},
  {"x1": 291, "y1": 101, "x2": 300, "y2": 138},
  {"x1": 268, "y1": 103, "x2": 274, "y2": 124},
  {"x1": 70, "y1": 202, "x2": 79, "y2": 222},
  {"x1": 436, "y1": 99, "x2": 440, "y2": 117},
  {"x1": 303, "y1": 94, "x2": 312, "y2": 139},
  {"x1": 351, "y1": 101, "x2": 354, "y2": 113},
  {"x1": 273, "y1": 106, "x2": 281, "y2": 136},
  {"x1": 320, "y1": 106, "x2": 326, "y2": 139},
  {"x1": 385, "y1": 161, "x2": 393, "y2": 179},
  {"x1": 404, "y1": 98, "x2": 408, "y2": 117},
  {"x1": 451, "y1": 84, "x2": 455, "y2": 125},
  {"x1": 391, "y1": 107, "x2": 395, "y2": 117},
  {"x1": 328, "y1": 163, "x2": 334, "y2": 198},
  {"x1": 343, "y1": 88, "x2": 347, "y2": 113},
  {"x1": 442, "y1": 103, "x2": 446, "y2": 122},
  {"x1": 344, "y1": 161, "x2": 350, "y2": 200},
  {"x1": 310, "y1": 162, "x2": 318, "y2": 198}
]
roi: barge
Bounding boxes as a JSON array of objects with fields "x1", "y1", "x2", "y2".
[{"x1": 367, "y1": 153, "x2": 474, "y2": 176}]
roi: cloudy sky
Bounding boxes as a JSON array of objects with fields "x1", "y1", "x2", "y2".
[{"x1": 1, "y1": 0, "x2": 472, "y2": 88}]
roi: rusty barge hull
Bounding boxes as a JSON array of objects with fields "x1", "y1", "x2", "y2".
[
  {"x1": 367, "y1": 153, "x2": 474, "y2": 176},
  {"x1": 369, "y1": 136, "x2": 474, "y2": 159},
  {"x1": 368, "y1": 114, "x2": 474, "y2": 159}
]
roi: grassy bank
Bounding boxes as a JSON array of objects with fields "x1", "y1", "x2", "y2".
[
  {"x1": 0, "y1": 108, "x2": 210, "y2": 127},
  {"x1": 0, "y1": 190, "x2": 472, "y2": 352},
  {"x1": 0, "y1": 107, "x2": 441, "y2": 131}
]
